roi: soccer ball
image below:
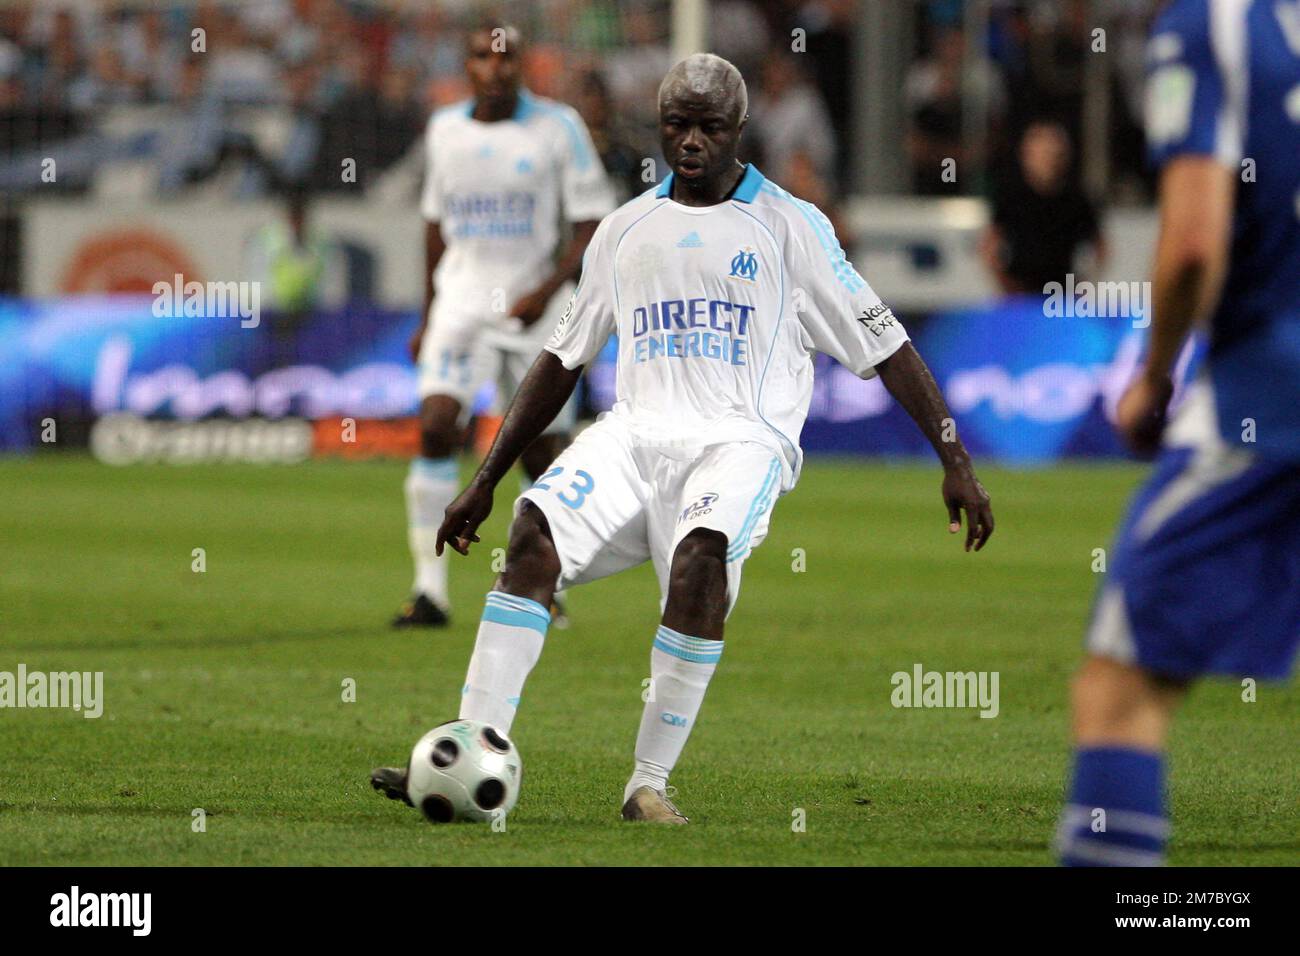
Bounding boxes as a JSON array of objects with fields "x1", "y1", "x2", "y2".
[{"x1": 406, "y1": 719, "x2": 522, "y2": 824}]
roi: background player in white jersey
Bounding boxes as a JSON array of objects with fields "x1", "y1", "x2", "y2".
[
  {"x1": 372, "y1": 54, "x2": 994, "y2": 821},
  {"x1": 393, "y1": 20, "x2": 614, "y2": 628}
]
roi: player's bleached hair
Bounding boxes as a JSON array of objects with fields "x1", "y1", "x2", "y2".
[{"x1": 658, "y1": 53, "x2": 748, "y2": 124}]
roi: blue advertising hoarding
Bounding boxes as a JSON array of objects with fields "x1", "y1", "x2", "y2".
[{"x1": 2, "y1": 294, "x2": 1191, "y2": 461}]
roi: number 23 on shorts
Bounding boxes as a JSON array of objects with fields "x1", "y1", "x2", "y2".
[{"x1": 533, "y1": 467, "x2": 595, "y2": 509}]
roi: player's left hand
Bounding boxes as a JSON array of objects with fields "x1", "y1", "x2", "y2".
[
  {"x1": 942, "y1": 465, "x2": 994, "y2": 552},
  {"x1": 1115, "y1": 371, "x2": 1175, "y2": 458},
  {"x1": 509, "y1": 287, "x2": 553, "y2": 328}
]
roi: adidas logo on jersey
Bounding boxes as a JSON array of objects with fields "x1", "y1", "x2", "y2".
[{"x1": 676, "y1": 231, "x2": 704, "y2": 248}]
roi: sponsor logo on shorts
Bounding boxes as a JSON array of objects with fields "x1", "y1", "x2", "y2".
[
  {"x1": 660, "y1": 711, "x2": 689, "y2": 727},
  {"x1": 678, "y1": 492, "x2": 720, "y2": 524}
]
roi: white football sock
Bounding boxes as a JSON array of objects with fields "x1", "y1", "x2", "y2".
[
  {"x1": 405, "y1": 456, "x2": 457, "y2": 607},
  {"x1": 624, "y1": 626, "x2": 723, "y2": 802},
  {"x1": 459, "y1": 591, "x2": 551, "y2": 734}
]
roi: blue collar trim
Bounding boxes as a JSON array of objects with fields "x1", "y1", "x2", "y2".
[{"x1": 656, "y1": 164, "x2": 765, "y2": 203}]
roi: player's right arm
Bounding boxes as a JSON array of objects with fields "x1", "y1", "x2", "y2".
[
  {"x1": 1117, "y1": 1, "x2": 1238, "y2": 455},
  {"x1": 436, "y1": 350, "x2": 583, "y2": 555},
  {"x1": 412, "y1": 114, "x2": 449, "y2": 362},
  {"x1": 1118, "y1": 158, "x2": 1233, "y2": 454},
  {"x1": 413, "y1": 222, "x2": 448, "y2": 361},
  {"x1": 437, "y1": 219, "x2": 617, "y2": 555}
]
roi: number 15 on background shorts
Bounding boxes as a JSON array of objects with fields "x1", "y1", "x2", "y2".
[
  {"x1": 416, "y1": 285, "x2": 577, "y2": 435},
  {"x1": 516, "y1": 415, "x2": 786, "y2": 617}
]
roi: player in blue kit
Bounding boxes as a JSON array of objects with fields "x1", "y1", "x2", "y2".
[
  {"x1": 372, "y1": 53, "x2": 994, "y2": 822},
  {"x1": 1057, "y1": 0, "x2": 1300, "y2": 866}
]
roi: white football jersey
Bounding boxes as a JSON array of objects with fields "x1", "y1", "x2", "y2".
[
  {"x1": 545, "y1": 164, "x2": 909, "y2": 489},
  {"x1": 421, "y1": 89, "x2": 615, "y2": 320}
]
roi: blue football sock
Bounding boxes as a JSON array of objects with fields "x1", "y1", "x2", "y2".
[{"x1": 1057, "y1": 746, "x2": 1168, "y2": 866}]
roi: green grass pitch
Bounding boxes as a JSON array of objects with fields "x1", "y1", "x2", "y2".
[{"x1": 2, "y1": 454, "x2": 1296, "y2": 866}]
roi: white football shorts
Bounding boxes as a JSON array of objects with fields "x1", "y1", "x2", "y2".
[
  {"x1": 516, "y1": 414, "x2": 786, "y2": 617},
  {"x1": 417, "y1": 281, "x2": 578, "y2": 435}
]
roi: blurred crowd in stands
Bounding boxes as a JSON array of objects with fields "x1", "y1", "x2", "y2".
[
  {"x1": 0, "y1": 0, "x2": 849, "y2": 205},
  {"x1": 0, "y1": 0, "x2": 1159, "y2": 209},
  {"x1": 906, "y1": 0, "x2": 1155, "y2": 202}
]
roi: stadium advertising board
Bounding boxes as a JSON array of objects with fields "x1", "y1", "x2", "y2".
[{"x1": 3, "y1": 295, "x2": 1192, "y2": 463}]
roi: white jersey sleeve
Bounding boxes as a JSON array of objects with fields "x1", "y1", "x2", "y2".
[
  {"x1": 554, "y1": 105, "x2": 616, "y2": 223},
  {"x1": 418, "y1": 113, "x2": 441, "y2": 222},
  {"x1": 544, "y1": 217, "x2": 616, "y2": 369},
  {"x1": 788, "y1": 200, "x2": 908, "y2": 378}
]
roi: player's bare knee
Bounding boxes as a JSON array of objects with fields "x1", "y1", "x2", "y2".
[
  {"x1": 498, "y1": 502, "x2": 560, "y2": 600},
  {"x1": 419, "y1": 427, "x2": 456, "y2": 460},
  {"x1": 1072, "y1": 658, "x2": 1127, "y2": 716},
  {"x1": 668, "y1": 530, "x2": 729, "y2": 602},
  {"x1": 418, "y1": 397, "x2": 460, "y2": 458},
  {"x1": 1071, "y1": 656, "x2": 1184, "y2": 745}
]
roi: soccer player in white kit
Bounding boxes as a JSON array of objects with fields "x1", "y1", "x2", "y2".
[
  {"x1": 373, "y1": 54, "x2": 994, "y2": 822},
  {"x1": 393, "y1": 21, "x2": 614, "y2": 628}
]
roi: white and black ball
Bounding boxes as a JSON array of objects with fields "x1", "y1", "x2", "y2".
[{"x1": 406, "y1": 720, "x2": 522, "y2": 824}]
